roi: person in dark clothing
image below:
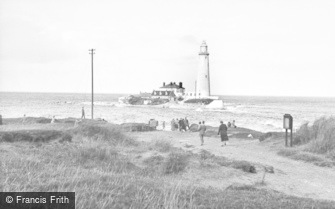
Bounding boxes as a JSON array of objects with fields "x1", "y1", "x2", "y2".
[
  {"x1": 178, "y1": 118, "x2": 185, "y2": 132},
  {"x1": 81, "y1": 107, "x2": 85, "y2": 119},
  {"x1": 218, "y1": 121, "x2": 229, "y2": 146},
  {"x1": 181, "y1": 118, "x2": 186, "y2": 132},
  {"x1": 227, "y1": 121, "x2": 231, "y2": 128}
]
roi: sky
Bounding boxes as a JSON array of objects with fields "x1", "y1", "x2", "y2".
[{"x1": 1, "y1": 0, "x2": 335, "y2": 97}]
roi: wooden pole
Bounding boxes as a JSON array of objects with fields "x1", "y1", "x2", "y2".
[
  {"x1": 89, "y1": 49, "x2": 95, "y2": 119},
  {"x1": 290, "y1": 128, "x2": 293, "y2": 147},
  {"x1": 285, "y1": 129, "x2": 288, "y2": 147}
]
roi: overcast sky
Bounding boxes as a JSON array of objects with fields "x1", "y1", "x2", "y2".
[{"x1": 1, "y1": 0, "x2": 335, "y2": 97}]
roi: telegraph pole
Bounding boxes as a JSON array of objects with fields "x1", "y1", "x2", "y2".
[{"x1": 89, "y1": 49, "x2": 95, "y2": 119}]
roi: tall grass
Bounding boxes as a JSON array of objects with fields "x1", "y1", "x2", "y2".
[
  {"x1": 73, "y1": 124, "x2": 137, "y2": 146},
  {"x1": 151, "y1": 139, "x2": 173, "y2": 152},
  {"x1": 162, "y1": 151, "x2": 190, "y2": 174},
  {"x1": 2, "y1": 122, "x2": 335, "y2": 208},
  {"x1": 295, "y1": 116, "x2": 335, "y2": 155}
]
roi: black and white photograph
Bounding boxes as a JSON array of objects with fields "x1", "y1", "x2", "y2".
[{"x1": 1, "y1": 0, "x2": 335, "y2": 208}]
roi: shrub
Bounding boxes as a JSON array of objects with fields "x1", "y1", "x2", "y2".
[
  {"x1": 162, "y1": 151, "x2": 189, "y2": 174},
  {"x1": 199, "y1": 149, "x2": 215, "y2": 160}
]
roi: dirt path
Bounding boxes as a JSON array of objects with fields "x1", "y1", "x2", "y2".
[{"x1": 131, "y1": 131, "x2": 335, "y2": 201}]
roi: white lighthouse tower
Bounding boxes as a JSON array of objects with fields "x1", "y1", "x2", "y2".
[{"x1": 196, "y1": 41, "x2": 210, "y2": 98}]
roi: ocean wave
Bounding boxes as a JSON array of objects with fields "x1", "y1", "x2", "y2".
[{"x1": 81, "y1": 101, "x2": 116, "y2": 106}]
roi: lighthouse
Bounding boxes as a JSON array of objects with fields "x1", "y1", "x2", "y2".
[{"x1": 196, "y1": 41, "x2": 210, "y2": 98}]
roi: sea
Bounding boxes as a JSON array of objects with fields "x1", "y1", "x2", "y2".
[{"x1": 1, "y1": 92, "x2": 335, "y2": 133}]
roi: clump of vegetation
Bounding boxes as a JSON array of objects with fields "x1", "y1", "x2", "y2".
[
  {"x1": 196, "y1": 150, "x2": 257, "y2": 173},
  {"x1": 199, "y1": 149, "x2": 215, "y2": 160},
  {"x1": 0, "y1": 130, "x2": 72, "y2": 143},
  {"x1": 162, "y1": 151, "x2": 190, "y2": 174},
  {"x1": 73, "y1": 124, "x2": 137, "y2": 146},
  {"x1": 151, "y1": 139, "x2": 173, "y2": 152},
  {"x1": 294, "y1": 116, "x2": 335, "y2": 154}
]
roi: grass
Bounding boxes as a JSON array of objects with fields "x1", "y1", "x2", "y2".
[
  {"x1": 277, "y1": 148, "x2": 335, "y2": 167},
  {"x1": 295, "y1": 116, "x2": 335, "y2": 153},
  {"x1": 72, "y1": 123, "x2": 137, "y2": 146},
  {"x1": 279, "y1": 116, "x2": 335, "y2": 166},
  {"x1": 1, "y1": 120, "x2": 335, "y2": 208},
  {"x1": 198, "y1": 149, "x2": 257, "y2": 173},
  {"x1": 162, "y1": 151, "x2": 190, "y2": 174},
  {"x1": 151, "y1": 139, "x2": 173, "y2": 152}
]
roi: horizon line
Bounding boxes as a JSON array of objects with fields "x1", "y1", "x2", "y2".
[{"x1": 1, "y1": 91, "x2": 335, "y2": 99}]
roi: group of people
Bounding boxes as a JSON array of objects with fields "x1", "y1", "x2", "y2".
[
  {"x1": 171, "y1": 117, "x2": 190, "y2": 132},
  {"x1": 198, "y1": 120, "x2": 236, "y2": 147},
  {"x1": 227, "y1": 120, "x2": 237, "y2": 128}
]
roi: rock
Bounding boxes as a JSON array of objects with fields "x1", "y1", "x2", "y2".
[
  {"x1": 189, "y1": 124, "x2": 199, "y2": 132},
  {"x1": 264, "y1": 165, "x2": 274, "y2": 173}
]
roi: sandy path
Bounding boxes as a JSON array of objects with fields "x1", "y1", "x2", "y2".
[{"x1": 131, "y1": 131, "x2": 335, "y2": 201}]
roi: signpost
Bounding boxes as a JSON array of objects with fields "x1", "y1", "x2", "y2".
[{"x1": 283, "y1": 114, "x2": 293, "y2": 147}]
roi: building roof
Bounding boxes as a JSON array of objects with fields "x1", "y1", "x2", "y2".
[{"x1": 160, "y1": 83, "x2": 185, "y2": 89}]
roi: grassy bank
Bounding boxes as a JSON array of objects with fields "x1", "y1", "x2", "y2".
[
  {"x1": 277, "y1": 116, "x2": 335, "y2": 166},
  {"x1": 1, "y1": 119, "x2": 335, "y2": 208}
]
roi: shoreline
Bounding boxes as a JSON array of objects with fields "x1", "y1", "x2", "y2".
[{"x1": 0, "y1": 116, "x2": 270, "y2": 136}]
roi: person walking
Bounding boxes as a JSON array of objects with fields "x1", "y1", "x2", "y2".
[
  {"x1": 232, "y1": 120, "x2": 237, "y2": 128},
  {"x1": 179, "y1": 118, "x2": 184, "y2": 131},
  {"x1": 51, "y1": 116, "x2": 56, "y2": 123},
  {"x1": 198, "y1": 121, "x2": 206, "y2": 146},
  {"x1": 181, "y1": 118, "x2": 186, "y2": 132},
  {"x1": 171, "y1": 119, "x2": 175, "y2": 131},
  {"x1": 185, "y1": 117, "x2": 190, "y2": 130},
  {"x1": 81, "y1": 107, "x2": 85, "y2": 119},
  {"x1": 218, "y1": 121, "x2": 229, "y2": 146}
]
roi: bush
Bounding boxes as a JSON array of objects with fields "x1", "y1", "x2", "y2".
[{"x1": 162, "y1": 151, "x2": 189, "y2": 174}]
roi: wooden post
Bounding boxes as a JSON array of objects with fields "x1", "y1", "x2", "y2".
[
  {"x1": 290, "y1": 128, "x2": 293, "y2": 147},
  {"x1": 285, "y1": 129, "x2": 288, "y2": 147}
]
